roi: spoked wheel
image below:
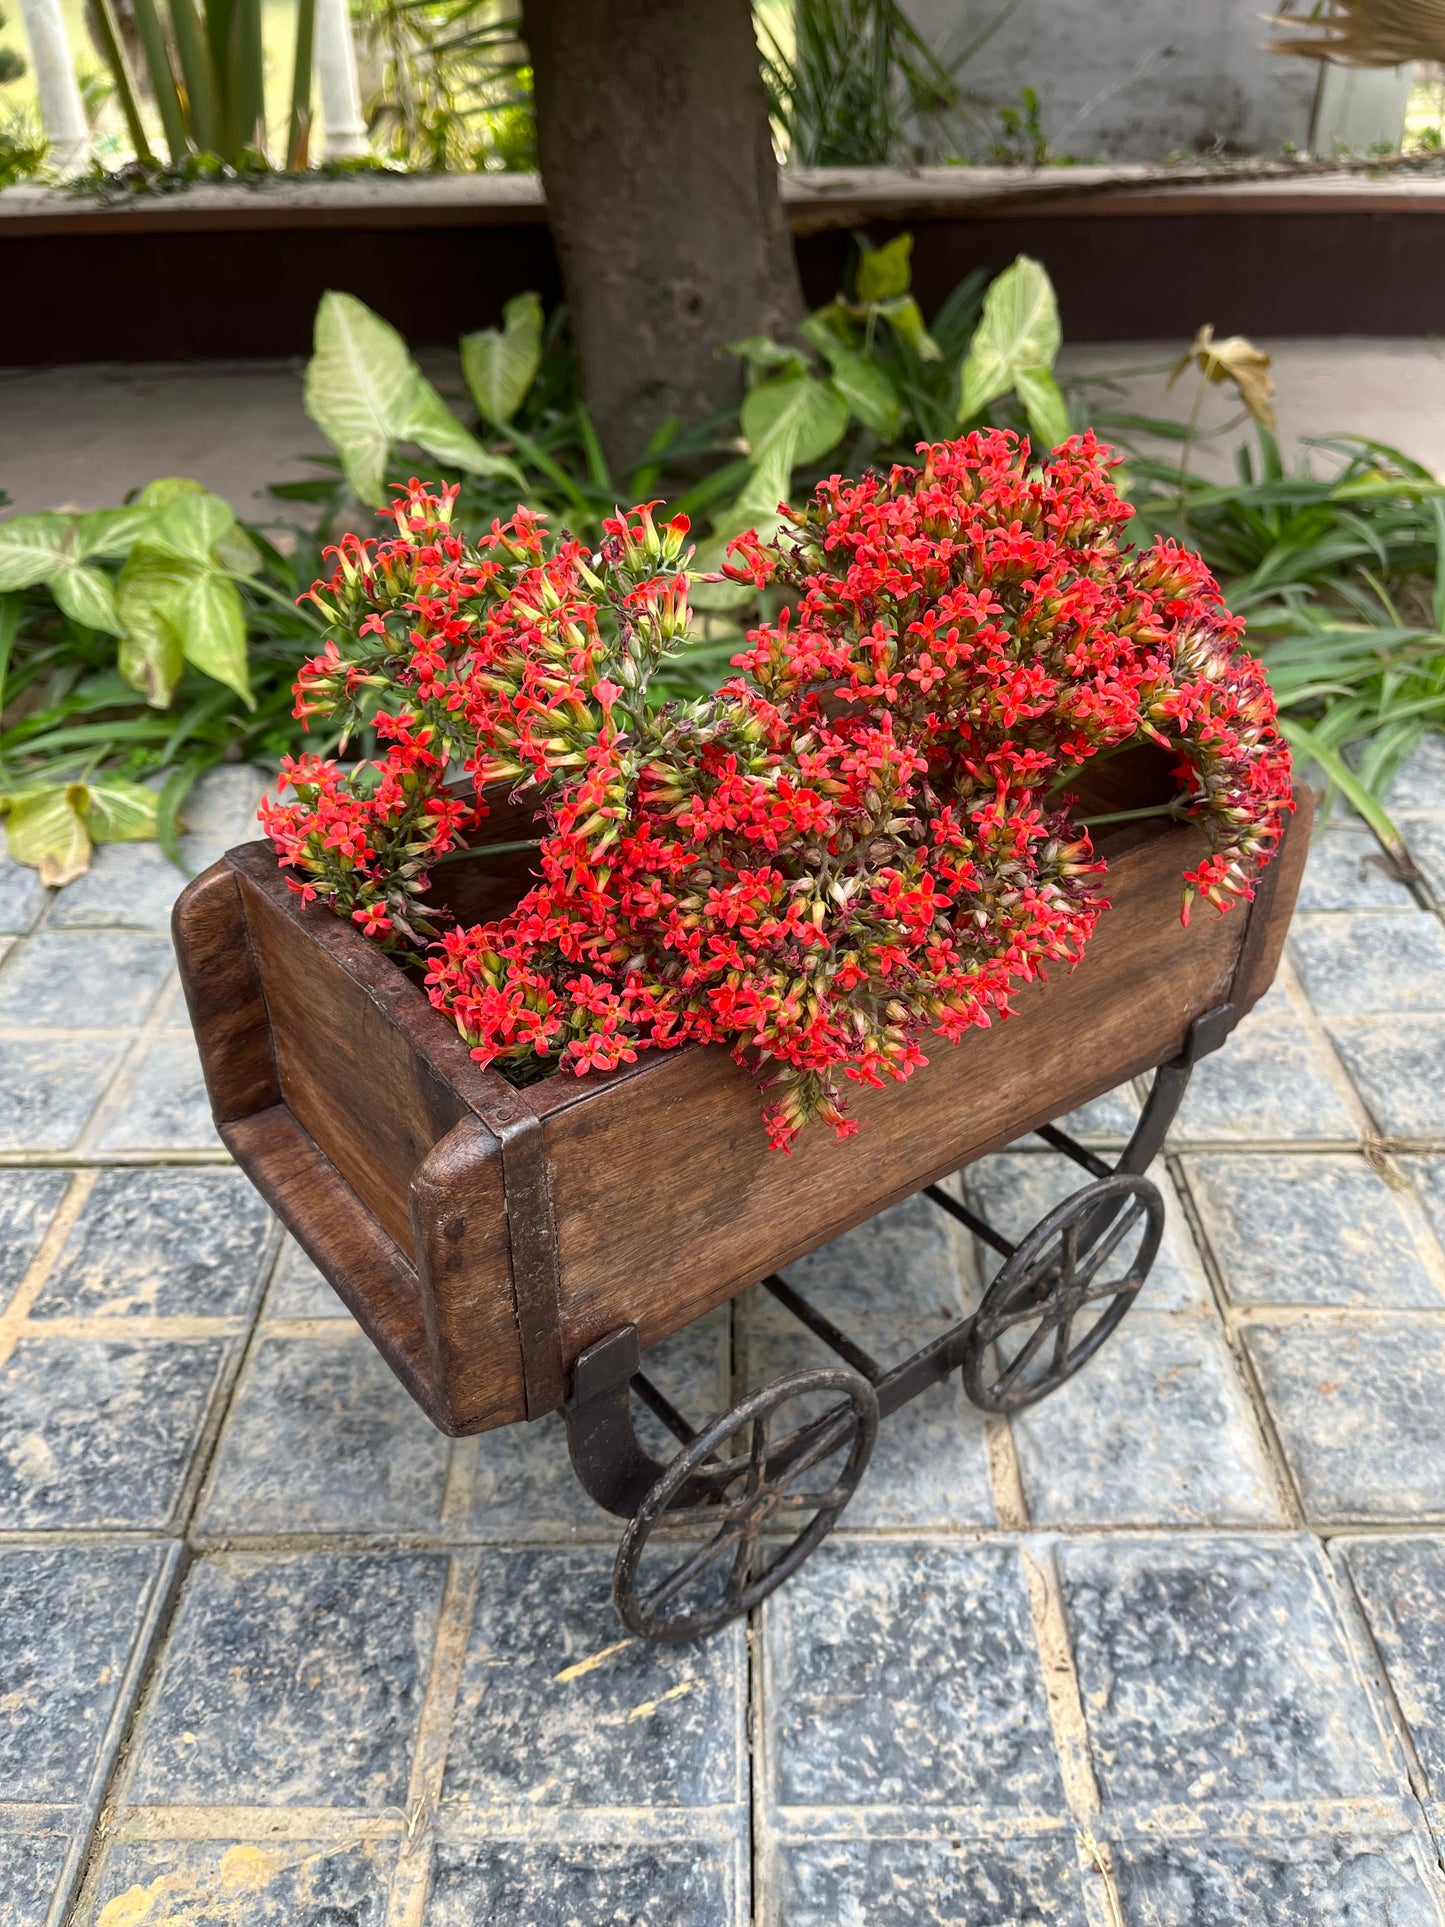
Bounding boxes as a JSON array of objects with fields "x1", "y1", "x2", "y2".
[
  {"x1": 962, "y1": 1172, "x2": 1164, "y2": 1415},
  {"x1": 613, "y1": 1367, "x2": 878, "y2": 1643}
]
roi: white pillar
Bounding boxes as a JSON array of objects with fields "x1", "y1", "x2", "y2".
[
  {"x1": 1311, "y1": 62, "x2": 1415, "y2": 157},
  {"x1": 15, "y1": 0, "x2": 89, "y2": 174},
  {"x1": 314, "y1": 0, "x2": 369, "y2": 159}
]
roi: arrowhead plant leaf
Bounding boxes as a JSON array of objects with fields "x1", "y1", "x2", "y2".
[
  {"x1": 460, "y1": 291, "x2": 545, "y2": 423},
  {"x1": 959, "y1": 255, "x2": 1063, "y2": 423}
]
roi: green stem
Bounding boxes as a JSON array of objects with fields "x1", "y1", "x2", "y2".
[
  {"x1": 286, "y1": 0, "x2": 317, "y2": 169},
  {"x1": 231, "y1": 0, "x2": 265, "y2": 156},
  {"x1": 130, "y1": 0, "x2": 190, "y2": 159},
  {"x1": 1176, "y1": 368, "x2": 1208, "y2": 532},
  {"x1": 90, "y1": 0, "x2": 157, "y2": 163},
  {"x1": 432, "y1": 836, "x2": 542, "y2": 865},
  {"x1": 1076, "y1": 803, "x2": 1187, "y2": 828},
  {"x1": 0, "y1": 593, "x2": 21, "y2": 787},
  {"x1": 170, "y1": 0, "x2": 221, "y2": 153}
]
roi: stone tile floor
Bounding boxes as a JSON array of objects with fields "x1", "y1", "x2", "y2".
[{"x1": 0, "y1": 751, "x2": 1443, "y2": 1924}]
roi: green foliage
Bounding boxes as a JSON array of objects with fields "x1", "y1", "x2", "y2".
[
  {"x1": 305, "y1": 291, "x2": 523, "y2": 504},
  {"x1": 461, "y1": 291, "x2": 544, "y2": 423},
  {"x1": 1117, "y1": 423, "x2": 1445, "y2": 838},
  {"x1": 352, "y1": 0, "x2": 533, "y2": 172},
  {"x1": 0, "y1": 493, "x2": 327, "y2": 882},
  {"x1": 86, "y1": 0, "x2": 315, "y2": 168},
  {"x1": 957, "y1": 253, "x2": 1068, "y2": 448}
]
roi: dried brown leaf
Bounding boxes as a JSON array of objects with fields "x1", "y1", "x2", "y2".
[
  {"x1": 1267, "y1": 0, "x2": 1445, "y2": 67},
  {"x1": 1170, "y1": 324, "x2": 1278, "y2": 430}
]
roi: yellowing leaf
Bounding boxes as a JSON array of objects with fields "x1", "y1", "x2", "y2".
[
  {"x1": 4, "y1": 785, "x2": 93, "y2": 885},
  {"x1": 959, "y1": 255, "x2": 1062, "y2": 422},
  {"x1": 461, "y1": 291, "x2": 545, "y2": 423},
  {"x1": 83, "y1": 777, "x2": 161, "y2": 843},
  {"x1": 1170, "y1": 324, "x2": 1277, "y2": 431}
]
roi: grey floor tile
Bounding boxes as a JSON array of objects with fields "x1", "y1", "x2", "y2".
[
  {"x1": 740, "y1": 1318, "x2": 995, "y2": 1530},
  {"x1": 1399, "y1": 814, "x2": 1445, "y2": 902},
  {"x1": 0, "y1": 841, "x2": 49, "y2": 935},
  {"x1": 1169, "y1": 1015, "x2": 1359, "y2": 1144},
  {"x1": 0, "y1": 1335, "x2": 228, "y2": 1529},
  {"x1": 127, "y1": 1550, "x2": 448, "y2": 1809},
  {"x1": 0, "y1": 929, "x2": 174, "y2": 1029},
  {"x1": 1011, "y1": 1313, "x2": 1282, "y2": 1528},
  {"x1": 263, "y1": 1235, "x2": 353, "y2": 1320},
  {"x1": 963, "y1": 1151, "x2": 1211, "y2": 1310},
  {"x1": 0, "y1": 1169, "x2": 69, "y2": 1312},
  {"x1": 466, "y1": 1411, "x2": 603, "y2": 1541},
  {"x1": 1052, "y1": 1081, "x2": 1140, "y2": 1140},
  {"x1": 1327, "y1": 1018, "x2": 1445, "y2": 1140},
  {"x1": 0, "y1": 1543, "x2": 172, "y2": 1802},
  {"x1": 1410, "y1": 1157, "x2": 1445, "y2": 1250},
  {"x1": 0, "y1": 1833, "x2": 72, "y2": 1927},
  {"x1": 1289, "y1": 913, "x2": 1445, "y2": 1017},
  {"x1": 94, "y1": 1028, "x2": 219, "y2": 1152},
  {"x1": 33, "y1": 1168, "x2": 272, "y2": 1319},
  {"x1": 179, "y1": 764, "x2": 269, "y2": 843},
  {"x1": 763, "y1": 1541, "x2": 1062, "y2": 1816},
  {"x1": 1245, "y1": 1321, "x2": 1445, "y2": 1523},
  {"x1": 770, "y1": 1191, "x2": 970, "y2": 1329},
  {"x1": 1296, "y1": 822, "x2": 1419, "y2": 913},
  {"x1": 197, "y1": 1331, "x2": 449, "y2": 1536},
  {"x1": 1337, "y1": 1535, "x2": 1445, "y2": 1799},
  {"x1": 1186, "y1": 1153, "x2": 1445, "y2": 1310},
  {"x1": 76, "y1": 1839, "x2": 395, "y2": 1925},
  {"x1": 1057, "y1": 1535, "x2": 1395, "y2": 1811},
  {"x1": 0, "y1": 1034, "x2": 129, "y2": 1151},
  {"x1": 443, "y1": 1546, "x2": 745, "y2": 1811},
  {"x1": 773, "y1": 1835, "x2": 1089, "y2": 1927},
  {"x1": 1111, "y1": 1830, "x2": 1443, "y2": 1926},
  {"x1": 46, "y1": 842, "x2": 189, "y2": 931},
  {"x1": 428, "y1": 1840, "x2": 741, "y2": 1927},
  {"x1": 1384, "y1": 734, "x2": 1445, "y2": 815}
]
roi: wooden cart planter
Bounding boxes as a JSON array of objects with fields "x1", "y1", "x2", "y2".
[{"x1": 175, "y1": 767, "x2": 1312, "y2": 1640}]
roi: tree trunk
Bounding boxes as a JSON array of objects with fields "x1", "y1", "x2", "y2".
[{"x1": 522, "y1": 0, "x2": 804, "y2": 480}]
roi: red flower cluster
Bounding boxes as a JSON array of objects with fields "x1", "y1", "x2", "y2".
[{"x1": 260, "y1": 435, "x2": 1292, "y2": 1149}]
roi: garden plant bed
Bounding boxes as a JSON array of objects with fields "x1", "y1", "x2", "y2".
[{"x1": 176, "y1": 763, "x2": 1312, "y2": 1639}]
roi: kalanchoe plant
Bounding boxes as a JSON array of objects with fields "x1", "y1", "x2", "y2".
[{"x1": 260, "y1": 432, "x2": 1293, "y2": 1150}]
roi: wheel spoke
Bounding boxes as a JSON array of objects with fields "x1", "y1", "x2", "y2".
[
  {"x1": 745, "y1": 1411, "x2": 771, "y2": 1498},
  {"x1": 648, "y1": 1498, "x2": 750, "y2": 1533},
  {"x1": 770, "y1": 1479, "x2": 855, "y2": 1513},
  {"x1": 993, "y1": 1316, "x2": 1053, "y2": 1393},
  {"x1": 643, "y1": 1517, "x2": 748, "y2": 1614},
  {"x1": 1051, "y1": 1311, "x2": 1075, "y2": 1373},
  {"x1": 1075, "y1": 1199, "x2": 1144, "y2": 1286},
  {"x1": 771, "y1": 1412, "x2": 853, "y2": 1486},
  {"x1": 724, "y1": 1508, "x2": 765, "y2": 1608}
]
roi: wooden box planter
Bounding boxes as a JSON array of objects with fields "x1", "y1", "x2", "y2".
[{"x1": 176, "y1": 761, "x2": 1311, "y2": 1637}]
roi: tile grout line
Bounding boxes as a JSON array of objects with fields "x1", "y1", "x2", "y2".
[
  {"x1": 0, "y1": 1167, "x2": 98, "y2": 1375},
  {"x1": 1167, "y1": 1151, "x2": 1308, "y2": 1532},
  {"x1": 72, "y1": 970, "x2": 186, "y2": 1157},
  {"x1": 69, "y1": 1228, "x2": 286, "y2": 1912},
  {"x1": 385, "y1": 1549, "x2": 483, "y2": 1927},
  {"x1": 1020, "y1": 1541, "x2": 1123, "y2": 1927},
  {"x1": 45, "y1": 1539, "x2": 189, "y2": 1927}
]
